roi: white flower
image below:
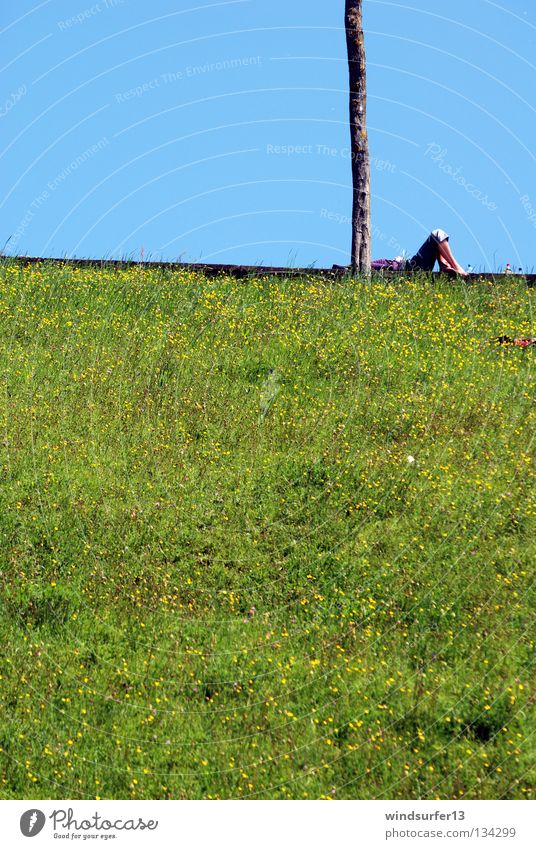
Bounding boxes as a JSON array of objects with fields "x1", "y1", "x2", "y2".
[{"x1": 407, "y1": 455, "x2": 415, "y2": 465}]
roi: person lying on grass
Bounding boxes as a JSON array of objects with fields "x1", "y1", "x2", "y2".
[
  {"x1": 405, "y1": 228, "x2": 468, "y2": 276},
  {"x1": 335, "y1": 228, "x2": 468, "y2": 276}
]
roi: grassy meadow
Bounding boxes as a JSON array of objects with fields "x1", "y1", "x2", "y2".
[{"x1": 0, "y1": 260, "x2": 534, "y2": 800}]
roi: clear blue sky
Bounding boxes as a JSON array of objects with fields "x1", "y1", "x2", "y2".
[{"x1": 2, "y1": 0, "x2": 535, "y2": 270}]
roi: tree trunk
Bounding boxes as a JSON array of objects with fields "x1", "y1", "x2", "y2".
[{"x1": 345, "y1": 0, "x2": 371, "y2": 276}]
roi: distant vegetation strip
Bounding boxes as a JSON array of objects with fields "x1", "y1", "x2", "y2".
[{"x1": 2, "y1": 255, "x2": 535, "y2": 283}]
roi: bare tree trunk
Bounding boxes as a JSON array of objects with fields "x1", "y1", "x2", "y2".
[{"x1": 345, "y1": 0, "x2": 371, "y2": 276}]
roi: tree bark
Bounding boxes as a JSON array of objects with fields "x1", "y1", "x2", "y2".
[{"x1": 345, "y1": 0, "x2": 371, "y2": 276}]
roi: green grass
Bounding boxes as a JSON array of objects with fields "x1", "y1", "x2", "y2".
[{"x1": 0, "y1": 260, "x2": 534, "y2": 800}]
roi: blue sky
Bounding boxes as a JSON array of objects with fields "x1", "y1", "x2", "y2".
[{"x1": 2, "y1": 0, "x2": 535, "y2": 269}]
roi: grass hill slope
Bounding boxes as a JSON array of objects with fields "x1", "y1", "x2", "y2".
[{"x1": 0, "y1": 261, "x2": 534, "y2": 799}]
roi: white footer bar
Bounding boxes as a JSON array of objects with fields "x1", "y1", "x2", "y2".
[{"x1": 2, "y1": 800, "x2": 534, "y2": 849}]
